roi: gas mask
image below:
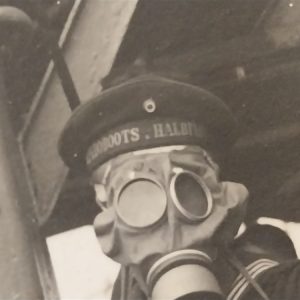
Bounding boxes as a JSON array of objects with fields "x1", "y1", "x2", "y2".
[{"x1": 92, "y1": 145, "x2": 248, "y2": 300}]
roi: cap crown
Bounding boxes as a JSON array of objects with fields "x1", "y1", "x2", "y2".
[{"x1": 58, "y1": 75, "x2": 236, "y2": 170}]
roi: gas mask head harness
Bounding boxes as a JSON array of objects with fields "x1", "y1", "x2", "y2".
[{"x1": 92, "y1": 145, "x2": 248, "y2": 300}]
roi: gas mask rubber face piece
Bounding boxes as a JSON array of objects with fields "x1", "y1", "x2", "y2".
[{"x1": 92, "y1": 145, "x2": 248, "y2": 300}]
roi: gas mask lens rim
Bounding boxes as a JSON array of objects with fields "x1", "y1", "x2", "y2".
[
  {"x1": 116, "y1": 178, "x2": 167, "y2": 228},
  {"x1": 170, "y1": 170, "x2": 213, "y2": 221}
]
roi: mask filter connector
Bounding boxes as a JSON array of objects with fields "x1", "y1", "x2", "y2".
[{"x1": 147, "y1": 250, "x2": 223, "y2": 300}]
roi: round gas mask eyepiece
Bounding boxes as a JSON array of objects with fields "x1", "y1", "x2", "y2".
[
  {"x1": 170, "y1": 171, "x2": 213, "y2": 221},
  {"x1": 116, "y1": 178, "x2": 167, "y2": 228}
]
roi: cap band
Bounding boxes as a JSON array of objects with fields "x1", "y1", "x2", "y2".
[{"x1": 86, "y1": 118, "x2": 209, "y2": 170}]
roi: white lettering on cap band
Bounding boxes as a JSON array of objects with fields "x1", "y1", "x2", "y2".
[{"x1": 86, "y1": 119, "x2": 208, "y2": 169}]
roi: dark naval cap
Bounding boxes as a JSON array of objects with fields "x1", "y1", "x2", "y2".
[{"x1": 58, "y1": 75, "x2": 237, "y2": 171}]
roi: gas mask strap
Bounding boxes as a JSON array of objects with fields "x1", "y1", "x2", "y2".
[
  {"x1": 222, "y1": 248, "x2": 270, "y2": 300},
  {"x1": 120, "y1": 266, "x2": 130, "y2": 300},
  {"x1": 130, "y1": 265, "x2": 150, "y2": 298}
]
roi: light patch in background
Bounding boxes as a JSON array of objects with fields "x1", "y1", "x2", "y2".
[
  {"x1": 285, "y1": 222, "x2": 300, "y2": 258},
  {"x1": 257, "y1": 217, "x2": 288, "y2": 231},
  {"x1": 236, "y1": 222, "x2": 247, "y2": 238},
  {"x1": 257, "y1": 217, "x2": 300, "y2": 258},
  {"x1": 47, "y1": 226, "x2": 120, "y2": 300}
]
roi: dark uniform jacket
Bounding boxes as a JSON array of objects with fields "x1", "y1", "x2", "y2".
[
  {"x1": 227, "y1": 259, "x2": 300, "y2": 300},
  {"x1": 111, "y1": 258, "x2": 300, "y2": 300}
]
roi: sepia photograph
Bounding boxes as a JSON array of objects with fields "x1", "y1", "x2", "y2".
[{"x1": 1, "y1": 1, "x2": 300, "y2": 299}]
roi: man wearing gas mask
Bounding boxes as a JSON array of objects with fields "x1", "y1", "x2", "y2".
[{"x1": 58, "y1": 75, "x2": 288, "y2": 300}]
